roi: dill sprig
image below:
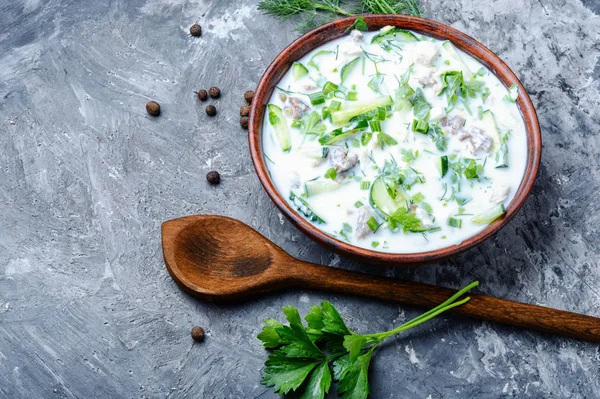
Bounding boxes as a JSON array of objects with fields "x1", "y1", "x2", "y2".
[{"x1": 258, "y1": 0, "x2": 423, "y2": 33}]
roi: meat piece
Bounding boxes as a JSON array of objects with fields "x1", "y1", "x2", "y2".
[
  {"x1": 329, "y1": 147, "x2": 358, "y2": 173},
  {"x1": 355, "y1": 206, "x2": 375, "y2": 239},
  {"x1": 440, "y1": 115, "x2": 466, "y2": 135},
  {"x1": 458, "y1": 126, "x2": 493, "y2": 154},
  {"x1": 418, "y1": 70, "x2": 437, "y2": 87},
  {"x1": 287, "y1": 96, "x2": 309, "y2": 120},
  {"x1": 416, "y1": 42, "x2": 439, "y2": 66},
  {"x1": 350, "y1": 29, "x2": 363, "y2": 42},
  {"x1": 490, "y1": 184, "x2": 510, "y2": 204},
  {"x1": 303, "y1": 84, "x2": 318, "y2": 91}
]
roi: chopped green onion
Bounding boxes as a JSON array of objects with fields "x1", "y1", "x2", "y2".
[
  {"x1": 291, "y1": 119, "x2": 303, "y2": 128},
  {"x1": 329, "y1": 100, "x2": 342, "y2": 111},
  {"x1": 323, "y1": 81, "x2": 339, "y2": 96},
  {"x1": 375, "y1": 107, "x2": 387, "y2": 121},
  {"x1": 371, "y1": 241, "x2": 380, "y2": 248},
  {"x1": 354, "y1": 200, "x2": 364, "y2": 208},
  {"x1": 347, "y1": 91, "x2": 358, "y2": 101},
  {"x1": 448, "y1": 217, "x2": 462, "y2": 228},
  {"x1": 361, "y1": 181, "x2": 371, "y2": 190},
  {"x1": 366, "y1": 216, "x2": 381, "y2": 232},
  {"x1": 308, "y1": 91, "x2": 325, "y2": 105},
  {"x1": 361, "y1": 132, "x2": 373, "y2": 146},
  {"x1": 412, "y1": 192, "x2": 425, "y2": 203},
  {"x1": 411, "y1": 119, "x2": 429, "y2": 134},
  {"x1": 369, "y1": 120, "x2": 382, "y2": 132}
]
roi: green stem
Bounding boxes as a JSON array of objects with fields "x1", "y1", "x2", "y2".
[
  {"x1": 366, "y1": 281, "x2": 479, "y2": 341},
  {"x1": 314, "y1": 3, "x2": 355, "y2": 17}
]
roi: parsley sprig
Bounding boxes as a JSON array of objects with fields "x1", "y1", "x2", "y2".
[
  {"x1": 258, "y1": 281, "x2": 478, "y2": 398},
  {"x1": 258, "y1": 0, "x2": 423, "y2": 33}
]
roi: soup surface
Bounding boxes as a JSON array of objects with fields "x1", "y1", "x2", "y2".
[{"x1": 262, "y1": 26, "x2": 527, "y2": 253}]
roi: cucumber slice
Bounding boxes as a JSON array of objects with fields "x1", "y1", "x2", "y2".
[
  {"x1": 292, "y1": 62, "x2": 309, "y2": 80},
  {"x1": 340, "y1": 57, "x2": 361, "y2": 84},
  {"x1": 371, "y1": 28, "x2": 419, "y2": 45},
  {"x1": 437, "y1": 155, "x2": 449, "y2": 177},
  {"x1": 442, "y1": 41, "x2": 473, "y2": 81},
  {"x1": 289, "y1": 191, "x2": 325, "y2": 223},
  {"x1": 305, "y1": 180, "x2": 340, "y2": 196},
  {"x1": 481, "y1": 110, "x2": 508, "y2": 168},
  {"x1": 369, "y1": 176, "x2": 407, "y2": 218},
  {"x1": 330, "y1": 95, "x2": 394, "y2": 125},
  {"x1": 267, "y1": 104, "x2": 291, "y2": 151},
  {"x1": 472, "y1": 204, "x2": 505, "y2": 224}
]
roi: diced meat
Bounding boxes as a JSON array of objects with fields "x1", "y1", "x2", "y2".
[
  {"x1": 355, "y1": 206, "x2": 375, "y2": 239},
  {"x1": 411, "y1": 205, "x2": 434, "y2": 228},
  {"x1": 418, "y1": 70, "x2": 437, "y2": 87},
  {"x1": 329, "y1": 147, "x2": 358, "y2": 173},
  {"x1": 304, "y1": 84, "x2": 318, "y2": 91},
  {"x1": 350, "y1": 29, "x2": 363, "y2": 42},
  {"x1": 287, "y1": 96, "x2": 309, "y2": 120},
  {"x1": 490, "y1": 184, "x2": 510, "y2": 204},
  {"x1": 440, "y1": 115, "x2": 466, "y2": 135},
  {"x1": 416, "y1": 42, "x2": 439, "y2": 66},
  {"x1": 458, "y1": 126, "x2": 493, "y2": 154}
]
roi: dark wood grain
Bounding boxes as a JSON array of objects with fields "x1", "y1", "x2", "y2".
[
  {"x1": 248, "y1": 15, "x2": 543, "y2": 266},
  {"x1": 162, "y1": 215, "x2": 600, "y2": 342}
]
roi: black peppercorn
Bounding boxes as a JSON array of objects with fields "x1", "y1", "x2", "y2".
[
  {"x1": 146, "y1": 101, "x2": 161, "y2": 116},
  {"x1": 205, "y1": 105, "x2": 217, "y2": 116},
  {"x1": 191, "y1": 326, "x2": 205, "y2": 341},
  {"x1": 190, "y1": 24, "x2": 202, "y2": 37},
  {"x1": 240, "y1": 116, "x2": 249, "y2": 129},
  {"x1": 244, "y1": 90, "x2": 255, "y2": 104},
  {"x1": 206, "y1": 171, "x2": 220, "y2": 185},
  {"x1": 195, "y1": 90, "x2": 208, "y2": 101},
  {"x1": 208, "y1": 87, "x2": 221, "y2": 99},
  {"x1": 240, "y1": 105, "x2": 250, "y2": 117}
]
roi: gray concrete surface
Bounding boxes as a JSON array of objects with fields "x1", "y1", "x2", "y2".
[{"x1": 1, "y1": 0, "x2": 599, "y2": 398}]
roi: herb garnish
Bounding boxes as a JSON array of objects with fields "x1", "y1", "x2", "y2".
[
  {"x1": 258, "y1": 1, "x2": 423, "y2": 33},
  {"x1": 258, "y1": 281, "x2": 478, "y2": 398}
]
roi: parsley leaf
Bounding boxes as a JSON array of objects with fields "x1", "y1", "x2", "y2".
[
  {"x1": 258, "y1": 282, "x2": 479, "y2": 399},
  {"x1": 376, "y1": 132, "x2": 398, "y2": 148},
  {"x1": 409, "y1": 88, "x2": 431, "y2": 120},
  {"x1": 324, "y1": 168, "x2": 337, "y2": 180},
  {"x1": 387, "y1": 207, "x2": 427, "y2": 232}
]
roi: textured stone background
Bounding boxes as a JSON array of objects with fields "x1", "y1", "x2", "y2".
[{"x1": 1, "y1": 0, "x2": 599, "y2": 398}]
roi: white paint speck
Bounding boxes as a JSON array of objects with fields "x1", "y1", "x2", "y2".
[
  {"x1": 299, "y1": 295, "x2": 309, "y2": 303},
  {"x1": 206, "y1": 6, "x2": 255, "y2": 40},
  {"x1": 405, "y1": 343, "x2": 420, "y2": 365},
  {"x1": 5, "y1": 258, "x2": 33, "y2": 276}
]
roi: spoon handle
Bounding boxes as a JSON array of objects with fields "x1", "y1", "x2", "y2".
[{"x1": 293, "y1": 262, "x2": 600, "y2": 342}]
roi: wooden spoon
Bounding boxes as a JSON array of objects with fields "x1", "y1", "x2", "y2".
[{"x1": 162, "y1": 215, "x2": 600, "y2": 342}]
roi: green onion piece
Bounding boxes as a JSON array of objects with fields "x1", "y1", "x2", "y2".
[
  {"x1": 361, "y1": 181, "x2": 371, "y2": 190},
  {"x1": 329, "y1": 100, "x2": 342, "y2": 111},
  {"x1": 448, "y1": 217, "x2": 462, "y2": 228},
  {"x1": 366, "y1": 216, "x2": 381, "y2": 232},
  {"x1": 369, "y1": 120, "x2": 382, "y2": 132},
  {"x1": 354, "y1": 200, "x2": 364, "y2": 208},
  {"x1": 375, "y1": 107, "x2": 387, "y2": 121},
  {"x1": 309, "y1": 91, "x2": 325, "y2": 105},
  {"x1": 412, "y1": 192, "x2": 425, "y2": 203},
  {"x1": 361, "y1": 132, "x2": 373, "y2": 146},
  {"x1": 411, "y1": 119, "x2": 429, "y2": 134},
  {"x1": 323, "y1": 81, "x2": 339, "y2": 96},
  {"x1": 347, "y1": 91, "x2": 358, "y2": 101},
  {"x1": 291, "y1": 119, "x2": 302, "y2": 128},
  {"x1": 371, "y1": 241, "x2": 380, "y2": 248},
  {"x1": 321, "y1": 107, "x2": 330, "y2": 120}
]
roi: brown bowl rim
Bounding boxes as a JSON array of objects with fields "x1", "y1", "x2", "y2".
[{"x1": 248, "y1": 15, "x2": 542, "y2": 266}]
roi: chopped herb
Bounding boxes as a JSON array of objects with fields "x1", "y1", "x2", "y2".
[
  {"x1": 354, "y1": 200, "x2": 364, "y2": 208},
  {"x1": 330, "y1": 99, "x2": 342, "y2": 111},
  {"x1": 409, "y1": 88, "x2": 431, "y2": 120},
  {"x1": 412, "y1": 192, "x2": 425, "y2": 203},
  {"x1": 324, "y1": 168, "x2": 337, "y2": 180},
  {"x1": 448, "y1": 217, "x2": 462, "y2": 228},
  {"x1": 361, "y1": 132, "x2": 373, "y2": 146},
  {"x1": 366, "y1": 216, "x2": 381, "y2": 232},
  {"x1": 347, "y1": 91, "x2": 358, "y2": 101},
  {"x1": 361, "y1": 181, "x2": 371, "y2": 190},
  {"x1": 411, "y1": 119, "x2": 429, "y2": 133},
  {"x1": 341, "y1": 57, "x2": 361, "y2": 84},
  {"x1": 504, "y1": 83, "x2": 519, "y2": 102},
  {"x1": 309, "y1": 91, "x2": 326, "y2": 105},
  {"x1": 387, "y1": 207, "x2": 426, "y2": 232},
  {"x1": 376, "y1": 132, "x2": 398, "y2": 148},
  {"x1": 371, "y1": 241, "x2": 380, "y2": 248},
  {"x1": 369, "y1": 120, "x2": 382, "y2": 132},
  {"x1": 400, "y1": 148, "x2": 419, "y2": 163}
]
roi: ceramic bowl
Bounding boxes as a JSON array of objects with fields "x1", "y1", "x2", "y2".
[{"x1": 248, "y1": 15, "x2": 541, "y2": 266}]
